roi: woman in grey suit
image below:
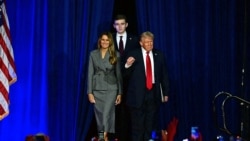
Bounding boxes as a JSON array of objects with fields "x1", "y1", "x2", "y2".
[{"x1": 87, "y1": 32, "x2": 123, "y2": 141}]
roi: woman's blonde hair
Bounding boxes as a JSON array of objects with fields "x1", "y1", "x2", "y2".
[{"x1": 97, "y1": 32, "x2": 117, "y2": 65}]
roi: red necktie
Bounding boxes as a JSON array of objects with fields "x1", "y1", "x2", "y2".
[
  {"x1": 146, "y1": 51, "x2": 152, "y2": 90},
  {"x1": 119, "y1": 36, "x2": 124, "y2": 55}
]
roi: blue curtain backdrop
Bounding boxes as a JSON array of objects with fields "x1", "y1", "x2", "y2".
[
  {"x1": 135, "y1": 0, "x2": 249, "y2": 140},
  {"x1": 0, "y1": 0, "x2": 49, "y2": 140},
  {"x1": 0, "y1": 0, "x2": 114, "y2": 141},
  {"x1": 0, "y1": 0, "x2": 249, "y2": 141}
]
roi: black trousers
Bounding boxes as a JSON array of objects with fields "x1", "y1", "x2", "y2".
[
  {"x1": 115, "y1": 80, "x2": 131, "y2": 141},
  {"x1": 129, "y1": 87, "x2": 158, "y2": 141},
  {"x1": 115, "y1": 100, "x2": 131, "y2": 141}
]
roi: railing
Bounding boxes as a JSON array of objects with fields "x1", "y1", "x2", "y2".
[{"x1": 212, "y1": 91, "x2": 250, "y2": 140}]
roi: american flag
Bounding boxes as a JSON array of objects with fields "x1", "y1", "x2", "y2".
[{"x1": 0, "y1": 0, "x2": 17, "y2": 120}]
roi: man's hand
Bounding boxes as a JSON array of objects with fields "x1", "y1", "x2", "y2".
[
  {"x1": 125, "y1": 57, "x2": 135, "y2": 67},
  {"x1": 163, "y1": 96, "x2": 169, "y2": 103}
]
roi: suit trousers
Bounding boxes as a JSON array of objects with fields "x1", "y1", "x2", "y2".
[
  {"x1": 115, "y1": 79, "x2": 131, "y2": 141},
  {"x1": 129, "y1": 86, "x2": 158, "y2": 141}
]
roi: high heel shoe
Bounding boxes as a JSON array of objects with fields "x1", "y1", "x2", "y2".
[{"x1": 98, "y1": 131, "x2": 104, "y2": 141}]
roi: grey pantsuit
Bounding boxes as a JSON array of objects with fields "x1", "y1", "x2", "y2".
[{"x1": 87, "y1": 49, "x2": 122, "y2": 133}]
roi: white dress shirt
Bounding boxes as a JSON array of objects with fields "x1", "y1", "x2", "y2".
[
  {"x1": 141, "y1": 48, "x2": 155, "y2": 84},
  {"x1": 116, "y1": 32, "x2": 127, "y2": 50}
]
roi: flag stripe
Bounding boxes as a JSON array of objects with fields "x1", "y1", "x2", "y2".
[
  {"x1": 0, "y1": 57, "x2": 12, "y2": 82},
  {"x1": 1, "y1": 2, "x2": 10, "y2": 39},
  {"x1": 1, "y1": 5, "x2": 16, "y2": 78},
  {"x1": 0, "y1": 77, "x2": 9, "y2": 120},
  {"x1": 0, "y1": 33, "x2": 16, "y2": 81},
  {"x1": 0, "y1": 0, "x2": 17, "y2": 120},
  {"x1": 0, "y1": 80, "x2": 9, "y2": 106}
]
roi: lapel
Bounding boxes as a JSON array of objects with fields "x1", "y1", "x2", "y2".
[
  {"x1": 125, "y1": 34, "x2": 134, "y2": 52},
  {"x1": 113, "y1": 33, "x2": 118, "y2": 50},
  {"x1": 152, "y1": 50, "x2": 158, "y2": 73},
  {"x1": 96, "y1": 49, "x2": 110, "y2": 71},
  {"x1": 124, "y1": 34, "x2": 130, "y2": 50}
]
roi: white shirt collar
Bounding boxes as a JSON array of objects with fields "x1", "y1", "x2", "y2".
[
  {"x1": 117, "y1": 32, "x2": 127, "y2": 38},
  {"x1": 141, "y1": 47, "x2": 152, "y2": 55}
]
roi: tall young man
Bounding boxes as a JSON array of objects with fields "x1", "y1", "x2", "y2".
[{"x1": 112, "y1": 14, "x2": 140, "y2": 141}]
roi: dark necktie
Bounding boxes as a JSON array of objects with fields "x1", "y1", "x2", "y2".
[
  {"x1": 119, "y1": 36, "x2": 124, "y2": 55},
  {"x1": 146, "y1": 51, "x2": 152, "y2": 90}
]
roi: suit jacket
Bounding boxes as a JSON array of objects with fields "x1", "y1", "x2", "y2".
[
  {"x1": 87, "y1": 49, "x2": 123, "y2": 95},
  {"x1": 113, "y1": 33, "x2": 140, "y2": 72},
  {"x1": 124, "y1": 48, "x2": 169, "y2": 108}
]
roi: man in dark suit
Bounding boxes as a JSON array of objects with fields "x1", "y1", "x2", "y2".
[
  {"x1": 112, "y1": 14, "x2": 140, "y2": 141},
  {"x1": 112, "y1": 14, "x2": 140, "y2": 70},
  {"x1": 124, "y1": 31, "x2": 169, "y2": 141}
]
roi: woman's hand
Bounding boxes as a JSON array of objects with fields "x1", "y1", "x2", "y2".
[
  {"x1": 115, "y1": 94, "x2": 122, "y2": 105},
  {"x1": 88, "y1": 93, "x2": 95, "y2": 103}
]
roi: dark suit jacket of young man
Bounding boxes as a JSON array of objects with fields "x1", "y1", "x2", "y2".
[
  {"x1": 112, "y1": 33, "x2": 140, "y2": 141},
  {"x1": 124, "y1": 47, "x2": 169, "y2": 108},
  {"x1": 113, "y1": 33, "x2": 140, "y2": 72}
]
